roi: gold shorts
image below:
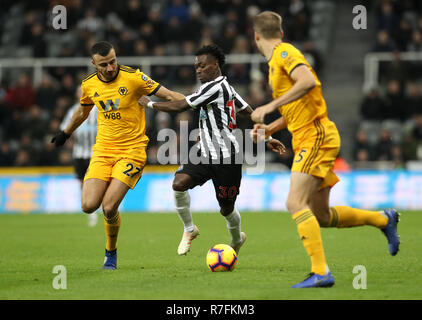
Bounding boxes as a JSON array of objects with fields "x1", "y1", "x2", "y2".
[
  {"x1": 291, "y1": 117, "x2": 341, "y2": 190},
  {"x1": 84, "y1": 148, "x2": 147, "y2": 189}
]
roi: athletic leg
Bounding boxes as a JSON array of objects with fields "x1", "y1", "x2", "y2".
[
  {"x1": 173, "y1": 166, "x2": 206, "y2": 255},
  {"x1": 81, "y1": 178, "x2": 109, "y2": 213},
  {"x1": 214, "y1": 163, "x2": 245, "y2": 253},
  {"x1": 286, "y1": 172, "x2": 329, "y2": 276}
]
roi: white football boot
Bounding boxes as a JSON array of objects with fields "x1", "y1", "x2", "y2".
[
  {"x1": 231, "y1": 232, "x2": 246, "y2": 254},
  {"x1": 177, "y1": 225, "x2": 200, "y2": 255}
]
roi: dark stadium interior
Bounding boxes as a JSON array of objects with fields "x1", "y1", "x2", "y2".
[{"x1": 0, "y1": 0, "x2": 421, "y2": 170}]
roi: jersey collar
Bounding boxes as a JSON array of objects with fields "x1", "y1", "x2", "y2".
[{"x1": 97, "y1": 65, "x2": 120, "y2": 83}]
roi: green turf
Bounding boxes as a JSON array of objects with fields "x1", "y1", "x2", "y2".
[{"x1": 0, "y1": 211, "x2": 421, "y2": 300}]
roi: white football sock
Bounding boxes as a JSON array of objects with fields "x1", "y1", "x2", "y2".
[
  {"x1": 174, "y1": 190, "x2": 194, "y2": 233},
  {"x1": 224, "y1": 207, "x2": 242, "y2": 244}
]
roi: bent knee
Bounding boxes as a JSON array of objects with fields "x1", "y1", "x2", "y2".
[
  {"x1": 172, "y1": 180, "x2": 189, "y2": 192},
  {"x1": 81, "y1": 201, "x2": 100, "y2": 214}
]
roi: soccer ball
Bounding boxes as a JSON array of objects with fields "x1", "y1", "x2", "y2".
[{"x1": 206, "y1": 244, "x2": 238, "y2": 272}]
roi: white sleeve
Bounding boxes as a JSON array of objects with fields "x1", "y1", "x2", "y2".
[
  {"x1": 232, "y1": 88, "x2": 249, "y2": 113},
  {"x1": 185, "y1": 81, "x2": 221, "y2": 109}
]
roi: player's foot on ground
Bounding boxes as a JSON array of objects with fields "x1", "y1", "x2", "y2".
[
  {"x1": 177, "y1": 225, "x2": 200, "y2": 255},
  {"x1": 291, "y1": 271, "x2": 335, "y2": 288},
  {"x1": 381, "y1": 209, "x2": 400, "y2": 256},
  {"x1": 230, "y1": 232, "x2": 246, "y2": 254},
  {"x1": 102, "y1": 249, "x2": 117, "y2": 270}
]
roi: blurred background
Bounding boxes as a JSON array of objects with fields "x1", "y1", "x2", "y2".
[{"x1": 1, "y1": 0, "x2": 422, "y2": 213}]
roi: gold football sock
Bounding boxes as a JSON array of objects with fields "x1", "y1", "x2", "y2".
[
  {"x1": 292, "y1": 209, "x2": 328, "y2": 275},
  {"x1": 104, "y1": 211, "x2": 121, "y2": 251},
  {"x1": 329, "y1": 206, "x2": 388, "y2": 229}
]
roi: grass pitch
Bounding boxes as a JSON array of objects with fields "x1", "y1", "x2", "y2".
[{"x1": 0, "y1": 211, "x2": 421, "y2": 300}]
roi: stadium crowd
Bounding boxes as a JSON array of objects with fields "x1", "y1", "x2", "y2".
[
  {"x1": 354, "y1": 0, "x2": 422, "y2": 167},
  {"x1": 1, "y1": 0, "x2": 314, "y2": 168}
]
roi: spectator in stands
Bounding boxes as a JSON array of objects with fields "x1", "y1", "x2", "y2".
[
  {"x1": 23, "y1": 104, "x2": 48, "y2": 142},
  {"x1": 14, "y1": 149, "x2": 33, "y2": 166},
  {"x1": 216, "y1": 23, "x2": 238, "y2": 54},
  {"x1": 383, "y1": 51, "x2": 410, "y2": 84},
  {"x1": 123, "y1": 0, "x2": 147, "y2": 30},
  {"x1": 353, "y1": 130, "x2": 374, "y2": 161},
  {"x1": 26, "y1": 22, "x2": 47, "y2": 57},
  {"x1": 302, "y1": 41, "x2": 323, "y2": 76},
  {"x1": 58, "y1": 74, "x2": 77, "y2": 100},
  {"x1": 360, "y1": 87, "x2": 385, "y2": 121},
  {"x1": 133, "y1": 39, "x2": 149, "y2": 56},
  {"x1": 394, "y1": 18, "x2": 413, "y2": 51},
  {"x1": 138, "y1": 22, "x2": 157, "y2": 49},
  {"x1": 407, "y1": 30, "x2": 422, "y2": 52},
  {"x1": 5, "y1": 73, "x2": 36, "y2": 111},
  {"x1": 37, "y1": 137, "x2": 60, "y2": 166},
  {"x1": 164, "y1": 0, "x2": 189, "y2": 26},
  {"x1": 285, "y1": 0, "x2": 310, "y2": 42},
  {"x1": 181, "y1": 4, "x2": 204, "y2": 43},
  {"x1": 77, "y1": 9, "x2": 105, "y2": 39},
  {"x1": 116, "y1": 30, "x2": 135, "y2": 56},
  {"x1": 411, "y1": 114, "x2": 422, "y2": 141},
  {"x1": 0, "y1": 142, "x2": 15, "y2": 166},
  {"x1": 375, "y1": 128, "x2": 394, "y2": 161},
  {"x1": 376, "y1": 1, "x2": 399, "y2": 37},
  {"x1": 36, "y1": 74, "x2": 58, "y2": 112},
  {"x1": 19, "y1": 132, "x2": 39, "y2": 164},
  {"x1": 384, "y1": 79, "x2": 407, "y2": 121},
  {"x1": 401, "y1": 131, "x2": 418, "y2": 162},
  {"x1": 372, "y1": 30, "x2": 395, "y2": 52},
  {"x1": 406, "y1": 83, "x2": 422, "y2": 118}
]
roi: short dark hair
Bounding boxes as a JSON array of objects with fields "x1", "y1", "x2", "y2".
[
  {"x1": 195, "y1": 44, "x2": 225, "y2": 68},
  {"x1": 90, "y1": 41, "x2": 114, "y2": 57}
]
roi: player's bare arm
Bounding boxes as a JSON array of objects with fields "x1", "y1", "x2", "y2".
[
  {"x1": 251, "y1": 65, "x2": 316, "y2": 123},
  {"x1": 51, "y1": 104, "x2": 93, "y2": 146},
  {"x1": 138, "y1": 95, "x2": 190, "y2": 113},
  {"x1": 154, "y1": 86, "x2": 186, "y2": 102}
]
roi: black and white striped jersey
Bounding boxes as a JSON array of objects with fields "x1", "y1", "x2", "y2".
[
  {"x1": 185, "y1": 76, "x2": 249, "y2": 160},
  {"x1": 61, "y1": 103, "x2": 98, "y2": 160}
]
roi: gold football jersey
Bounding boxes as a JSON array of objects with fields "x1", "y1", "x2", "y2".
[
  {"x1": 268, "y1": 43, "x2": 327, "y2": 133},
  {"x1": 80, "y1": 65, "x2": 160, "y2": 156}
]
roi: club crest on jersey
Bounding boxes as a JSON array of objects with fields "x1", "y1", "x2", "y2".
[
  {"x1": 281, "y1": 51, "x2": 288, "y2": 58},
  {"x1": 118, "y1": 87, "x2": 128, "y2": 96}
]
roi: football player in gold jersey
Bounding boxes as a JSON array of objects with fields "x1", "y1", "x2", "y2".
[
  {"x1": 250, "y1": 11, "x2": 400, "y2": 288},
  {"x1": 52, "y1": 41, "x2": 185, "y2": 269}
]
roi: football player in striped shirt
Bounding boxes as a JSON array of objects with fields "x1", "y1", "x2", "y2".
[{"x1": 138, "y1": 44, "x2": 285, "y2": 257}]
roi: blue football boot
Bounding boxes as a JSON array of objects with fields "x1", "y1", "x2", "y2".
[
  {"x1": 381, "y1": 209, "x2": 400, "y2": 256},
  {"x1": 102, "y1": 249, "x2": 117, "y2": 270},
  {"x1": 292, "y1": 272, "x2": 335, "y2": 288}
]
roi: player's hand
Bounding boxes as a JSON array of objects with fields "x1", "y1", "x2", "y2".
[
  {"x1": 138, "y1": 95, "x2": 151, "y2": 108},
  {"x1": 266, "y1": 139, "x2": 287, "y2": 155},
  {"x1": 51, "y1": 130, "x2": 70, "y2": 147},
  {"x1": 250, "y1": 123, "x2": 269, "y2": 143},
  {"x1": 251, "y1": 104, "x2": 272, "y2": 123}
]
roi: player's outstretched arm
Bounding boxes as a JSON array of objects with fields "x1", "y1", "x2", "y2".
[
  {"x1": 51, "y1": 105, "x2": 93, "y2": 147},
  {"x1": 138, "y1": 95, "x2": 190, "y2": 113},
  {"x1": 153, "y1": 86, "x2": 186, "y2": 102},
  {"x1": 251, "y1": 65, "x2": 316, "y2": 123}
]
